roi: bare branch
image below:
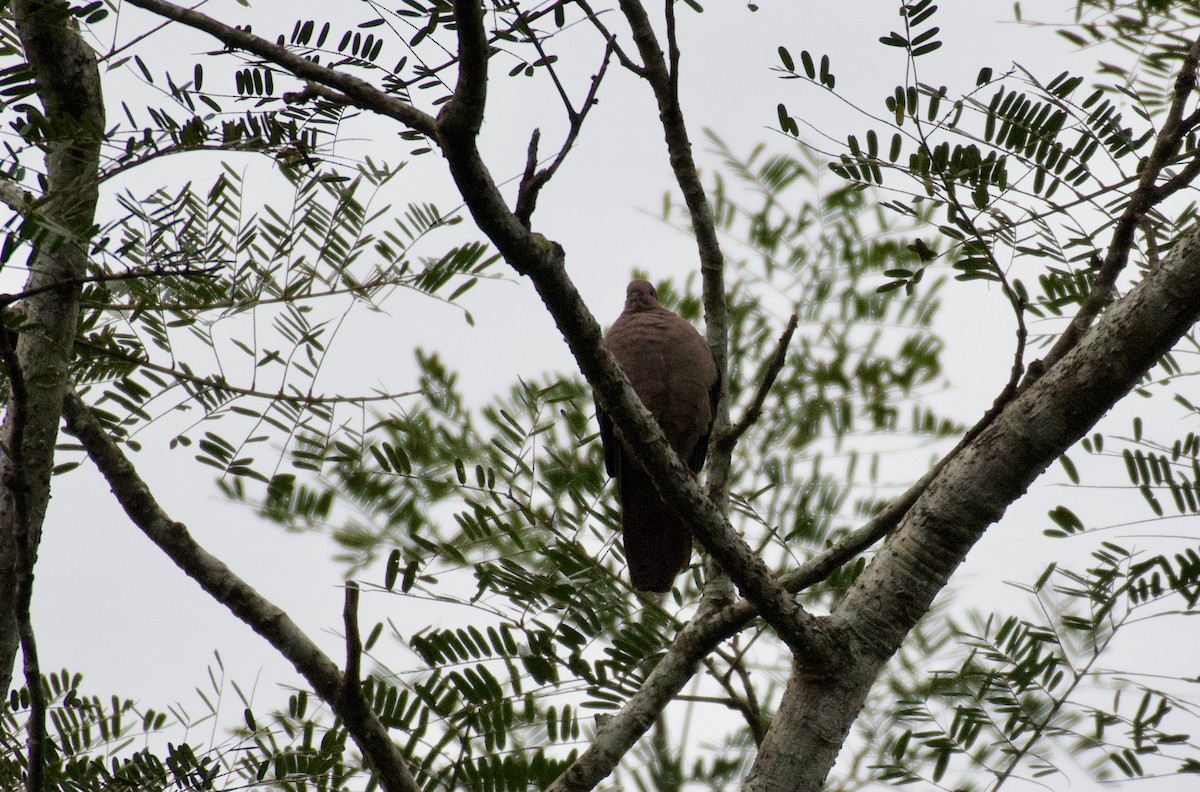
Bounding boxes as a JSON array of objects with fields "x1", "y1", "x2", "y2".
[
  {"x1": 60, "y1": 390, "x2": 421, "y2": 792},
  {"x1": 343, "y1": 582, "x2": 362, "y2": 691},
  {"x1": 702, "y1": 649, "x2": 766, "y2": 745},
  {"x1": 575, "y1": 0, "x2": 645, "y2": 75},
  {"x1": 515, "y1": 129, "x2": 543, "y2": 227},
  {"x1": 515, "y1": 46, "x2": 614, "y2": 226},
  {"x1": 717, "y1": 314, "x2": 798, "y2": 452}
]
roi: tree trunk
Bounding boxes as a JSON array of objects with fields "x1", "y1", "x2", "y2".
[{"x1": 0, "y1": 0, "x2": 104, "y2": 695}]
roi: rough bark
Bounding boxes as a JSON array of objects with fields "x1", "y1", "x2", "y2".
[
  {"x1": 744, "y1": 226, "x2": 1200, "y2": 790},
  {"x1": 0, "y1": 0, "x2": 104, "y2": 697}
]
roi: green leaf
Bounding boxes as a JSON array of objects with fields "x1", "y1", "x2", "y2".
[{"x1": 778, "y1": 46, "x2": 794, "y2": 71}]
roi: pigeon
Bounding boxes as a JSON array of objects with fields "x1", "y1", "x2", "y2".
[{"x1": 597, "y1": 280, "x2": 720, "y2": 592}]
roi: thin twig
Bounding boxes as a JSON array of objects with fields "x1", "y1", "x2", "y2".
[
  {"x1": 0, "y1": 263, "x2": 222, "y2": 308},
  {"x1": 901, "y1": 8, "x2": 1029, "y2": 411},
  {"x1": 705, "y1": 642, "x2": 766, "y2": 744},
  {"x1": 515, "y1": 46, "x2": 614, "y2": 226},
  {"x1": 718, "y1": 314, "x2": 798, "y2": 452},
  {"x1": 392, "y1": 0, "x2": 580, "y2": 92},
  {"x1": 575, "y1": 0, "x2": 645, "y2": 76},
  {"x1": 515, "y1": 129, "x2": 542, "y2": 227},
  {"x1": 940, "y1": 177, "x2": 1028, "y2": 402},
  {"x1": 664, "y1": 0, "x2": 680, "y2": 95},
  {"x1": 520, "y1": 12, "x2": 576, "y2": 118},
  {"x1": 74, "y1": 339, "x2": 419, "y2": 407}
]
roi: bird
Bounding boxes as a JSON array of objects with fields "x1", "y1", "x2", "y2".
[{"x1": 596, "y1": 280, "x2": 720, "y2": 593}]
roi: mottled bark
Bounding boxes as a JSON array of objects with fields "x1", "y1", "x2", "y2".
[{"x1": 0, "y1": 0, "x2": 104, "y2": 697}]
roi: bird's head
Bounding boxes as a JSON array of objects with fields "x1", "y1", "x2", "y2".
[{"x1": 624, "y1": 280, "x2": 659, "y2": 312}]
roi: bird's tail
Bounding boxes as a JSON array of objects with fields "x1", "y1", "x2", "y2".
[{"x1": 619, "y1": 465, "x2": 692, "y2": 593}]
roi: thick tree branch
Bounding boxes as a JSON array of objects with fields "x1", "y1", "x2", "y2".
[
  {"x1": 1, "y1": 0, "x2": 105, "y2": 699},
  {"x1": 59, "y1": 389, "x2": 421, "y2": 792},
  {"x1": 746, "y1": 224, "x2": 1200, "y2": 791}
]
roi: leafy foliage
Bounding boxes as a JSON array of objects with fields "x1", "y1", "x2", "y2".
[
  {"x1": 866, "y1": 543, "x2": 1200, "y2": 790},
  {"x1": 776, "y1": 1, "x2": 1199, "y2": 326},
  {"x1": 2, "y1": 0, "x2": 1200, "y2": 789}
]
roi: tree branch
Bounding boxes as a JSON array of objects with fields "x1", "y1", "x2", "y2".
[
  {"x1": 74, "y1": 339, "x2": 419, "y2": 408},
  {"x1": 1035, "y1": 32, "x2": 1200, "y2": 375},
  {"x1": 0, "y1": 0, "x2": 105, "y2": 700},
  {"x1": 615, "y1": 0, "x2": 735, "y2": 546},
  {"x1": 437, "y1": 0, "x2": 490, "y2": 139},
  {"x1": 60, "y1": 389, "x2": 421, "y2": 792},
  {"x1": 515, "y1": 45, "x2": 614, "y2": 226},
  {"x1": 547, "y1": 601, "x2": 739, "y2": 792},
  {"x1": 343, "y1": 581, "x2": 362, "y2": 692},
  {"x1": 123, "y1": 0, "x2": 438, "y2": 137},
  {"x1": 0, "y1": 310, "x2": 44, "y2": 792},
  {"x1": 575, "y1": 0, "x2": 645, "y2": 76},
  {"x1": 716, "y1": 314, "x2": 798, "y2": 452}
]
